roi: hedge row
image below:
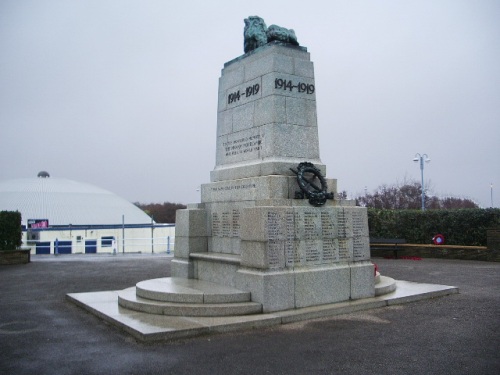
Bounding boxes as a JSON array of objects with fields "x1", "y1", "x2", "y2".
[
  {"x1": 0, "y1": 211, "x2": 22, "y2": 251},
  {"x1": 368, "y1": 208, "x2": 500, "y2": 246}
]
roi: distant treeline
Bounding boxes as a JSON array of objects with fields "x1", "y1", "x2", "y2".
[
  {"x1": 356, "y1": 180, "x2": 479, "y2": 209},
  {"x1": 134, "y1": 202, "x2": 186, "y2": 223},
  {"x1": 368, "y1": 208, "x2": 500, "y2": 246}
]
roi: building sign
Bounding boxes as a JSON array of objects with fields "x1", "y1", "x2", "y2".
[{"x1": 28, "y1": 219, "x2": 49, "y2": 229}]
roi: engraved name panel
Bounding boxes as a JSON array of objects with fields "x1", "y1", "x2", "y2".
[
  {"x1": 351, "y1": 209, "x2": 369, "y2": 237},
  {"x1": 353, "y1": 236, "x2": 370, "y2": 261},
  {"x1": 212, "y1": 212, "x2": 221, "y2": 237},
  {"x1": 267, "y1": 240, "x2": 285, "y2": 269},
  {"x1": 322, "y1": 238, "x2": 339, "y2": 263},
  {"x1": 338, "y1": 238, "x2": 353, "y2": 262},
  {"x1": 211, "y1": 209, "x2": 241, "y2": 238}
]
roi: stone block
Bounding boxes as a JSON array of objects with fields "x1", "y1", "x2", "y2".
[
  {"x1": 294, "y1": 265, "x2": 351, "y2": 308},
  {"x1": 294, "y1": 59, "x2": 314, "y2": 78},
  {"x1": 294, "y1": 208, "x2": 323, "y2": 239},
  {"x1": 294, "y1": 207, "x2": 345, "y2": 240},
  {"x1": 206, "y1": 202, "x2": 249, "y2": 234},
  {"x1": 171, "y1": 259, "x2": 196, "y2": 279},
  {"x1": 296, "y1": 240, "x2": 322, "y2": 266},
  {"x1": 258, "y1": 159, "x2": 324, "y2": 177},
  {"x1": 213, "y1": 42, "x2": 321, "y2": 183},
  {"x1": 260, "y1": 123, "x2": 320, "y2": 159},
  {"x1": 256, "y1": 198, "x2": 292, "y2": 207},
  {"x1": 261, "y1": 72, "x2": 316, "y2": 101},
  {"x1": 338, "y1": 238, "x2": 354, "y2": 261},
  {"x1": 321, "y1": 238, "x2": 340, "y2": 263},
  {"x1": 350, "y1": 261, "x2": 375, "y2": 300},
  {"x1": 254, "y1": 95, "x2": 286, "y2": 126},
  {"x1": 225, "y1": 43, "x2": 309, "y2": 70},
  {"x1": 337, "y1": 208, "x2": 354, "y2": 238},
  {"x1": 232, "y1": 102, "x2": 255, "y2": 133},
  {"x1": 240, "y1": 241, "x2": 268, "y2": 269},
  {"x1": 326, "y1": 178, "x2": 337, "y2": 194},
  {"x1": 219, "y1": 65, "x2": 245, "y2": 92},
  {"x1": 244, "y1": 53, "x2": 294, "y2": 81},
  {"x1": 196, "y1": 260, "x2": 240, "y2": 287},
  {"x1": 240, "y1": 206, "x2": 295, "y2": 242},
  {"x1": 210, "y1": 162, "x2": 262, "y2": 182},
  {"x1": 236, "y1": 269, "x2": 295, "y2": 312},
  {"x1": 262, "y1": 176, "x2": 292, "y2": 199},
  {"x1": 174, "y1": 237, "x2": 208, "y2": 258},
  {"x1": 239, "y1": 207, "x2": 267, "y2": 242},
  {"x1": 215, "y1": 127, "x2": 262, "y2": 167},
  {"x1": 216, "y1": 109, "x2": 233, "y2": 137},
  {"x1": 344, "y1": 207, "x2": 369, "y2": 237},
  {"x1": 224, "y1": 77, "x2": 262, "y2": 113},
  {"x1": 209, "y1": 237, "x2": 241, "y2": 255},
  {"x1": 201, "y1": 176, "x2": 292, "y2": 203},
  {"x1": 353, "y1": 236, "x2": 370, "y2": 261},
  {"x1": 287, "y1": 238, "x2": 342, "y2": 267},
  {"x1": 266, "y1": 240, "x2": 287, "y2": 270},
  {"x1": 175, "y1": 209, "x2": 208, "y2": 237},
  {"x1": 285, "y1": 96, "x2": 317, "y2": 127}
]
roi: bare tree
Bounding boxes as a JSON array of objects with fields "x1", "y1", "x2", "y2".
[{"x1": 356, "y1": 180, "x2": 478, "y2": 209}]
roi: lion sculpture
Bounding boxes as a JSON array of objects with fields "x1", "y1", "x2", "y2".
[{"x1": 244, "y1": 16, "x2": 299, "y2": 53}]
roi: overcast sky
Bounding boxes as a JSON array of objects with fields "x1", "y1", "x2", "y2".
[{"x1": 1, "y1": 0, "x2": 499, "y2": 208}]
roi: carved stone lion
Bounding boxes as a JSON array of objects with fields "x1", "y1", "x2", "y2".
[
  {"x1": 244, "y1": 16, "x2": 268, "y2": 53},
  {"x1": 267, "y1": 24, "x2": 299, "y2": 46},
  {"x1": 243, "y1": 16, "x2": 300, "y2": 53}
]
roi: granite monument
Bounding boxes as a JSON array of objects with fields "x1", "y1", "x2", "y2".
[{"x1": 170, "y1": 16, "x2": 375, "y2": 312}]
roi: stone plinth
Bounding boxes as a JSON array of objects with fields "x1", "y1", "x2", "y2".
[
  {"x1": 211, "y1": 42, "x2": 324, "y2": 182},
  {"x1": 172, "y1": 42, "x2": 375, "y2": 313}
]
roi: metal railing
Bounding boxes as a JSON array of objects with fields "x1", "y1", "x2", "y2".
[{"x1": 29, "y1": 236, "x2": 175, "y2": 255}]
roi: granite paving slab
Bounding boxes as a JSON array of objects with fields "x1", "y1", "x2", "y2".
[{"x1": 67, "y1": 279, "x2": 458, "y2": 342}]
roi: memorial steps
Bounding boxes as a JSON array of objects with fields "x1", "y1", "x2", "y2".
[
  {"x1": 116, "y1": 265, "x2": 397, "y2": 319},
  {"x1": 374, "y1": 271, "x2": 397, "y2": 296},
  {"x1": 117, "y1": 277, "x2": 262, "y2": 317}
]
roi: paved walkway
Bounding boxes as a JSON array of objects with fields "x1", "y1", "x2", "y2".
[{"x1": 1, "y1": 254, "x2": 499, "y2": 375}]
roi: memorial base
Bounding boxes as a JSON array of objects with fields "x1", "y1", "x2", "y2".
[{"x1": 172, "y1": 253, "x2": 374, "y2": 313}]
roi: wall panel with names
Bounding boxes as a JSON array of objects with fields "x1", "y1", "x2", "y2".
[
  {"x1": 353, "y1": 236, "x2": 370, "y2": 261},
  {"x1": 211, "y1": 209, "x2": 242, "y2": 238}
]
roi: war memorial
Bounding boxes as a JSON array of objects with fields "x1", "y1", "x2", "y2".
[{"x1": 68, "y1": 17, "x2": 457, "y2": 341}]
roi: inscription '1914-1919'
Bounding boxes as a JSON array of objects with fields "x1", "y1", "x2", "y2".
[
  {"x1": 228, "y1": 84, "x2": 260, "y2": 104},
  {"x1": 275, "y1": 78, "x2": 314, "y2": 94}
]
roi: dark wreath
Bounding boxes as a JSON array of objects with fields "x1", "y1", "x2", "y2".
[{"x1": 290, "y1": 162, "x2": 334, "y2": 207}]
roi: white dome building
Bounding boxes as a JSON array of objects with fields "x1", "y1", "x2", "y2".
[
  {"x1": 0, "y1": 172, "x2": 152, "y2": 225},
  {"x1": 0, "y1": 173, "x2": 175, "y2": 255}
]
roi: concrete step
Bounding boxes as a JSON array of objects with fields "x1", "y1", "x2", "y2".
[
  {"x1": 118, "y1": 287, "x2": 262, "y2": 317},
  {"x1": 375, "y1": 275, "x2": 397, "y2": 296},
  {"x1": 135, "y1": 277, "x2": 251, "y2": 304}
]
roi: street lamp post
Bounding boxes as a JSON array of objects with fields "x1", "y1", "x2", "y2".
[
  {"x1": 491, "y1": 183, "x2": 494, "y2": 208},
  {"x1": 413, "y1": 153, "x2": 431, "y2": 211}
]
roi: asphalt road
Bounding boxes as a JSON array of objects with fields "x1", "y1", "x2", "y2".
[{"x1": 1, "y1": 254, "x2": 499, "y2": 375}]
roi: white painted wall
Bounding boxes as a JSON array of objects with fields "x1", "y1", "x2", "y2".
[{"x1": 23, "y1": 225, "x2": 175, "y2": 255}]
